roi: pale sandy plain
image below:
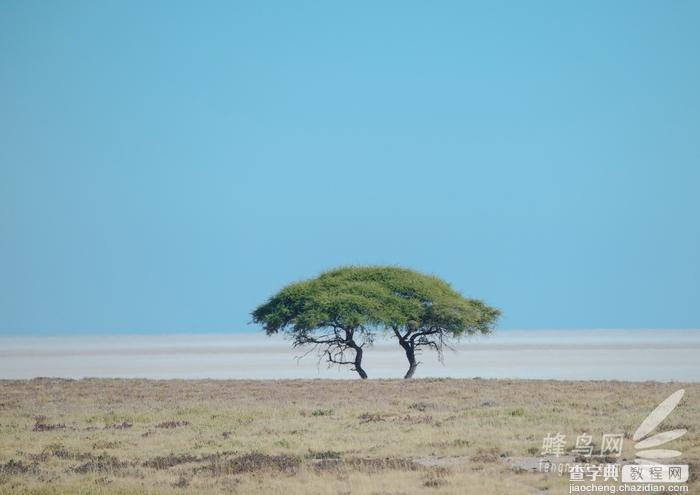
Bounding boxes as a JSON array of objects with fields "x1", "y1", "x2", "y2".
[{"x1": 1, "y1": 329, "x2": 699, "y2": 381}]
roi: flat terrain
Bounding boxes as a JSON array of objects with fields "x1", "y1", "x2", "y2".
[
  {"x1": 3, "y1": 330, "x2": 700, "y2": 380},
  {"x1": 0, "y1": 379, "x2": 698, "y2": 494}
]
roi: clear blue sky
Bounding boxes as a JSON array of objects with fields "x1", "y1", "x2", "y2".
[{"x1": 1, "y1": 1, "x2": 698, "y2": 335}]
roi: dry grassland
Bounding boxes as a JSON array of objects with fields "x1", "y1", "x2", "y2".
[{"x1": 0, "y1": 379, "x2": 698, "y2": 494}]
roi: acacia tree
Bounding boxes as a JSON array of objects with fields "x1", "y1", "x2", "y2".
[
  {"x1": 392, "y1": 296, "x2": 500, "y2": 378},
  {"x1": 250, "y1": 272, "x2": 389, "y2": 379},
  {"x1": 252, "y1": 266, "x2": 499, "y2": 379},
  {"x1": 303, "y1": 267, "x2": 501, "y2": 379}
]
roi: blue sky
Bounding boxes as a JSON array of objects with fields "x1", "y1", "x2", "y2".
[{"x1": 1, "y1": 1, "x2": 698, "y2": 335}]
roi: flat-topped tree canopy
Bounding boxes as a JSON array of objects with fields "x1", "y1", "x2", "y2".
[
  {"x1": 251, "y1": 266, "x2": 500, "y2": 379},
  {"x1": 315, "y1": 266, "x2": 499, "y2": 335}
]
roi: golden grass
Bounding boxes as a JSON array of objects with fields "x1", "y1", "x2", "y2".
[{"x1": 0, "y1": 378, "x2": 697, "y2": 494}]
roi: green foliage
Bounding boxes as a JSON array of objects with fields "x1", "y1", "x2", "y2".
[
  {"x1": 251, "y1": 265, "x2": 500, "y2": 338},
  {"x1": 310, "y1": 408, "x2": 333, "y2": 417}
]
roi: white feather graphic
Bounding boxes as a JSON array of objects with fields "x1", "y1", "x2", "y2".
[
  {"x1": 634, "y1": 429, "x2": 687, "y2": 450},
  {"x1": 633, "y1": 389, "x2": 685, "y2": 441},
  {"x1": 636, "y1": 449, "x2": 682, "y2": 459}
]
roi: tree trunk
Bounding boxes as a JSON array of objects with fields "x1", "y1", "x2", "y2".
[
  {"x1": 352, "y1": 345, "x2": 368, "y2": 379},
  {"x1": 397, "y1": 334, "x2": 418, "y2": 379},
  {"x1": 403, "y1": 347, "x2": 418, "y2": 379},
  {"x1": 344, "y1": 328, "x2": 368, "y2": 380}
]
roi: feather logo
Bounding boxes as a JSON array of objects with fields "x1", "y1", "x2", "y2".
[{"x1": 633, "y1": 389, "x2": 686, "y2": 464}]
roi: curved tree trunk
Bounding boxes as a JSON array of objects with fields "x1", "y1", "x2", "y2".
[
  {"x1": 402, "y1": 347, "x2": 418, "y2": 379},
  {"x1": 395, "y1": 330, "x2": 418, "y2": 379},
  {"x1": 354, "y1": 346, "x2": 368, "y2": 379},
  {"x1": 403, "y1": 360, "x2": 418, "y2": 379},
  {"x1": 346, "y1": 329, "x2": 368, "y2": 379}
]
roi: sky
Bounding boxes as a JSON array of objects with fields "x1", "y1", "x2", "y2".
[{"x1": 1, "y1": 1, "x2": 699, "y2": 335}]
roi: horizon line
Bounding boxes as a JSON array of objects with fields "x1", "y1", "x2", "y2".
[{"x1": 1, "y1": 327, "x2": 699, "y2": 338}]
